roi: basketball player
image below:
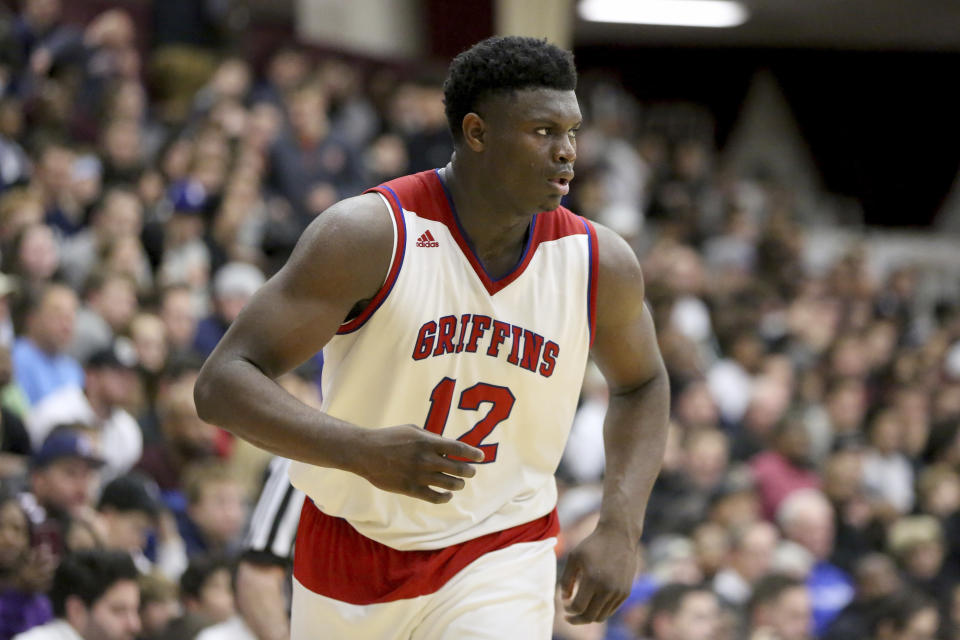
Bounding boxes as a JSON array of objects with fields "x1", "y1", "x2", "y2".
[{"x1": 194, "y1": 36, "x2": 669, "y2": 638}]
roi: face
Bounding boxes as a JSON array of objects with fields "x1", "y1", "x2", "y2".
[
  {"x1": 473, "y1": 88, "x2": 581, "y2": 216},
  {"x1": 32, "y1": 286, "x2": 77, "y2": 353},
  {"x1": 672, "y1": 592, "x2": 720, "y2": 640},
  {"x1": 735, "y1": 524, "x2": 778, "y2": 583},
  {"x1": 19, "y1": 224, "x2": 59, "y2": 280},
  {"x1": 32, "y1": 457, "x2": 97, "y2": 514},
  {"x1": 81, "y1": 580, "x2": 141, "y2": 640},
  {"x1": 786, "y1": 503, "x2": 834, "y2": 561},
  {"x1": 770, "y1": 587, "x2": 811, "y2": 640},
  {"x1": 897, "y1": 608, "x2": 938, "y2": 640},
  {"x1": 140, "y1": 598, "x2": 179, "y2": 636},
  {"x1": 102, "y1": 509, "x2": 152, "y2": 552},
  {"x1": 0, "y1": 501, "x2": 30, "y2": 572},
  {"x1": 189, "y1": 481, "x2": 246, "y2": 545},
  {"x1": 161, "y1": 290, "x2": 196, "y2": 349},
  {"x1": 197, "y1": 568, "x2": 235, "y2": 623}
]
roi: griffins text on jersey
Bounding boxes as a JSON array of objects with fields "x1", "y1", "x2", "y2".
[{"x1": 412, "y1": 314, "x2": 559, "y2": 378}]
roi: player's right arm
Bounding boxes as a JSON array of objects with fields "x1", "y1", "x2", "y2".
[{"x1": 194, "y1": 194, "x2": 482, "y2": 503}]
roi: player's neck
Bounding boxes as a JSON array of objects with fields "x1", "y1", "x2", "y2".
[{"x1": 440, "y1": 160, "x2": 532, "y2": 261}]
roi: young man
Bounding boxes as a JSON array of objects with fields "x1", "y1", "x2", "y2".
[
  {"x1": 645, "y1": 583, "x2": 721, "y2": 640},
  {"x1": 13, "y1": 549, "x2": 140, "y2": 640},
  {"x1": 194, "y1": 36, "x2": 669, "y2": 638}
]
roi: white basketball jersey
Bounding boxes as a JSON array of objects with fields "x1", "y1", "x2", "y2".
[{"x1": 289, "y1": 169, "x2": 599, "y2": 551}]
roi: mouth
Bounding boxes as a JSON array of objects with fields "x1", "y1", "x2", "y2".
[{"x1": 548, "y1": 175, "x2": 572, "y2": 196}]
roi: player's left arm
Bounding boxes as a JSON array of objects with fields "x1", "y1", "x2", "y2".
[{"x1": 560, "y1": 222, "x2": 670, "y2": 624}]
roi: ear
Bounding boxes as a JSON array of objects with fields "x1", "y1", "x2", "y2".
[
  {"x1": 461, "y1": 113, "x2": 486, "y2": 152},
  {"x1": 65, "y1": 594, "x2": 89, "y2": 630}
]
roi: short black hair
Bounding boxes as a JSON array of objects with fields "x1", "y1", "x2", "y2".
[
  {"x1": 50, "y1": 550, "x2": 139, "y2": 617},
  {"x1": 443, "y1": 36, "x2": 576, "y2": 142},
  {"x1": 748, "y1": 573, "x2": 804, "y2": 616},
  {"x1": 869, "y1": 590, "x2": 937, "y2": 634},
  {"x1": 179, "y1": 554, "x2": 233, "y2": 601},
  {"x1": 645, "y1": 583, "x2": 714, "y2": 636}
]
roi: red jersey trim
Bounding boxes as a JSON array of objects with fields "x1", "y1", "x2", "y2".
[
  {"x1": 337, "y1": 186, "x2": 407, "y2": 334},
  {"x1": 293, "y1": 500, "x2": 559, "y2": 605},
  {"x1": 583, "y1": 218, "x2": 599, "y2": 347}
]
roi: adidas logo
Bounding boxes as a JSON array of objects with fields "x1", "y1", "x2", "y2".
[{"x1": 416, "y1": 230, "x2": 439, "y2": 248}]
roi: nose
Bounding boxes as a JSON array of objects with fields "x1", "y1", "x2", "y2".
[{"x1": 555, "y1": 134, "x2": 576, "y2": 165}]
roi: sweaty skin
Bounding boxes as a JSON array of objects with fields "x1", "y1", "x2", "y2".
[{"x1": 194, "y1": 87, "x2": 669, "y2": 625}]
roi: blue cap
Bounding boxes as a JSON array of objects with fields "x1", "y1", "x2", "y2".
[
  {"x1": 168, "y1": 179, "x2": 207, "y2": 214},
  {"x1": 32, "y1": 430, "x2": 105, "y2": 469}
]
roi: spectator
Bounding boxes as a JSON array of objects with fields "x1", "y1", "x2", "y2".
[
  {"x1": 861, "y1": 406, "x2": 914, "y2": 515},
  {"x1": 823, "y1": 553, "x2": 902, "y2": 640},
  {"x1": 868, "y1": 591, "x2": 939, "y2": 640},
  {"x1": 749, "y1": 416, "x2": 821, "y2": 520},
  {"x1": 644, "y1": 583, "x2": 720, "y2": 640},
  {"x1": 713, "y1": 520, "x2": 779, "y2": 608},
  {"x1": 59, "y1": 188, "x2": 143, "y2": 293},
  {"x1": 135, "y1": 380, "x2": 219, "y2": 496},
  {"x1": 27, "y1": 344, "x2": 141, "y2": 480},
  {"x1": 775, "y1": 489, "x2": 854, "y2": 636},
  {"x1": 137, "y1": 573, "x2": 178, "y2": 640},
  {"x1": 887, "y1": 515, "x2": 953, "y2": 598},
  {"x1": 161, "y1": 554, "x2": 234, "y2": 640},
  {"x1": 192, "y1": 263, "x2": 264, "y2": 358},
  {"x1": 20, "y1": 428, "x2": 103, "y2": 559},
  {"x1": 11, "y1": 282, "x2": 82, "y2": 406},
  {"x1": 0, "y1": 493, "x2": 53, "y2": 638},
  {"x1": 176, "y1": 463, "x2": 246, "y2": 558},
  {"x1": 747, "y1": 574, "x2": 811, "y2": 640},
  {"x1": 12, "y1": 549, "x2": 140, "y2": 640},
  {"x1": 158, "y1": 284, "x2": 198, "y2": 360}
]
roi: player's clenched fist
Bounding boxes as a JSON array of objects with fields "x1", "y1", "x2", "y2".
[{"x1": 351, "y1": 425, "x2": 484, "y2": 503}]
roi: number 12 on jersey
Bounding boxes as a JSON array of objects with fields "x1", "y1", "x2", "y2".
[{"x1": 424, "y1": 377, "x2": 515, "y2": 463}]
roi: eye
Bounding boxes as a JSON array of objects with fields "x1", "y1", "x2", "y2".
[
  {"x1": 569, "y1": 128, "x2": 580, "y2": 139},
  {"x1": 535, "y1": 127, "x2": 549, "y2": 136}
]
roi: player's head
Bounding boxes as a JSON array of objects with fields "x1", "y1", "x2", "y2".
[
  {"x1": 443, "y1": 37, "x2": 581, "y2": 214},
  {"x1": 443, "y1": 36, "x2": 577, "y2": 144}
]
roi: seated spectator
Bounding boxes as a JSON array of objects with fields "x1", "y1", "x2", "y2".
[
  {"x1": 176, "y1": 464, "x2": 246, "y2": 558},
  {"x1": 158, "y1": 284, "x2": 199, "y2": 360},
  {"x1": 747, "y1": 573, "x2": 811, "y2": 640},
  {"x1": 68, "y1": 271, "x2": 138, "y2": 364},
  {"x1": 11, "y1": 283, "x2": 83, "y2": 406},
  {"x1": 137, "y1": 573, "x2": 179, "y2": 640},
  {"x1": 20, "y1": 428, "x2": 104, "y2": 560},
  {"x1": 824, "y1": 553, "x2": 903, "y2": 640},
  {"x1": 12, "y1": 549, "x2": 140, "y2": 640},
  {"x1": 749, "y1": 415, "x2": 821, "y2": 520},
  {"x1": 644, "y1": 582, "x2": 720, "y2": 640},
  {"x1": 27, "y1": 343, "x2": 142, "y2": 481},
  {"x1": 861, "y1": 406, "x2": 914, "y2": 515},
  {"x1": 869, "y1": 591, "x2": 939, "y2": 640},
  {"x1": 713, "y1": 520, "x2": 779, "y2": 608},
  {"x1": 775, "y1": 489, "x2": 854, "y2": 636},
  {"x1": 59, "y1": 187, "x2": 144, "y2": 293},
  {"x1": 161, "y1": 555, "x2": 234, "y2": 640},
  {"x1": 192, "y1": 262, "x2": 264, "y2": 358},
  {"x1": 887, "y1": 515, "x2": 953, "y2": 598},
  {"x1": 0, "y1": 494, "x2": 53, "y2": 638},
  {"x1": 95, "y1": 474, "x2": 159, "y2": 561}
]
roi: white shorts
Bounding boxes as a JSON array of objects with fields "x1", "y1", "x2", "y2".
[{"x1": 290, "y1": 538, "x2": 557, "y2": 640}]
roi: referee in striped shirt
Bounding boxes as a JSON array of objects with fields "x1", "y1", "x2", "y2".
[{"x1": 237, "y1": 457, "x2": 305, "y2": 640}]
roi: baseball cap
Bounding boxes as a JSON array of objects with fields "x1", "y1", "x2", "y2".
[
  {"x1": 97, "y1": 473, "x2": 162, "y2": 517},
  {"x1": 32, "y1": 430, "x2": 105, "y2": 469}
]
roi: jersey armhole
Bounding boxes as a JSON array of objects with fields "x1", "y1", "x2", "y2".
[
  {"x1": 337, "y1": 189, "x2": 406, "y2": 334},
  {"x1": 582, "y1": 218, "x2": 599, "y2": 348}
]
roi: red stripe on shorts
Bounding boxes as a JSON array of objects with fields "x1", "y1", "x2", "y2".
[{"x1": 293, "y1": 500, "x2": 559, "y2": 605}]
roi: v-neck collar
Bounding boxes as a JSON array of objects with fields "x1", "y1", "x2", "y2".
[{"x1": 433, "y1": 169, "x2": 540, "y2": 296}]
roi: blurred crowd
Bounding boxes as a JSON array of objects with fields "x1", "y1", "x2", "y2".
[{"x1": 0, "y1": 1, "x2": 956, "y2": 640}]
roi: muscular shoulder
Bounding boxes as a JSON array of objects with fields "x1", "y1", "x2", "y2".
[
  {"x1": 280, "y1": 192, "x2": 395, "y2": 303},
  {"x1": 591, "y1": 221, "x2": 645, "y2": 328}
]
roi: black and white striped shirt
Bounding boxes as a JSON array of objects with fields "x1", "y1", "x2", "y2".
[{"x1": 242, "y1": 457, "x2": 306, "y2": 565}]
